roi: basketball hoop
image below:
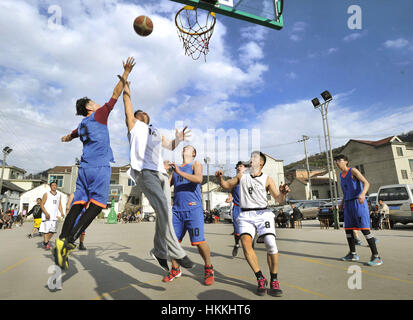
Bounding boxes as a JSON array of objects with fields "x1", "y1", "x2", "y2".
[{"x1": 175, "y1": 5, "x2": 216, "y2": 61}]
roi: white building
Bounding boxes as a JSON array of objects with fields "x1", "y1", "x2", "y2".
[{"x1": 19, "y1": 184, "x2": 69, "y2": 218}]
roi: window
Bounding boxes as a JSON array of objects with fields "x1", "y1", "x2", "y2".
[
  {"x1": 401, "y1": 170, "x2": 408, "y2": 180},
  {"x1": 409, "y1": 159, "x2": 413, "y2": 172},
  {"x1": 49, "y1": 175, "x2": 63, "y2": 188},
  {"x1": 396, "y1": 147, "x2": 403, "y2": 157},
  {"x1": 128, "y1": 178, "x2": 135, "y2": 186},
  {"x1": 378, "y1": 187, "x2": 409, "y2": 201},
  {"x1": 312, "y1": 190, "x2": 319, "y2": 199}
]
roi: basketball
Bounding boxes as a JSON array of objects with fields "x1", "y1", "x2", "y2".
[{"x1": 133, "y1": 15, "x2": 153, "y2": 37}]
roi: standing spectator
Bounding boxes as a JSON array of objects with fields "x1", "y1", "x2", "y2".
[
  {"x1": 378, "y1": 199, "x2": 390, "y2": 229},
  {"x1": 27, "y1": 198, "x2": 43, "y2": 238},
  {"x1": 290, "y1": 203, "x2": 303, "y2": 228},
  {"x1": 21, "y1": 209, "x2": 27, "y2": 226}
]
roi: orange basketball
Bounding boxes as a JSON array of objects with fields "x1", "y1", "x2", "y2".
[{"x1": 133, "y1": 15, "x2": 153, "y2": 37}]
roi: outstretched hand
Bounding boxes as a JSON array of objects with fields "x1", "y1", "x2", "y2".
[
  {"x1": 61, "y1": 134, "x2": 72, "y2": 142},
  {"x1": 123, "y1": 56, "x2": 136, "y2": 73},
  {"x1": 176, "y1": 126, "x2": 192, "y2": 142}
]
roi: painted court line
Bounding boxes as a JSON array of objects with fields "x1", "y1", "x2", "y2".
[{"x1": 0, "y1": 257, "x2": 32, "y2": 275}]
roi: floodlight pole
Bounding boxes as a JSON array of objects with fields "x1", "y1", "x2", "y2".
[
  {"x1": 0, "y1": 147, "x2": 13, "y2": 200},
  {"x1": 315, "y1": 101, "x2": 339, "y2": 229},
  {"x1": 204, "y1": 157, "x2": 211, "y2": 211}
]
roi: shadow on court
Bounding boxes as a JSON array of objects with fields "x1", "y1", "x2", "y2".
[{"x1": 72, "y1": 248, "x2": 166, "y2": 300}]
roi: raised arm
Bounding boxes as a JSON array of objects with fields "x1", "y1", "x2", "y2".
[
  {"x1": 216, "y1": 170, "x2": 241, "y2": 191},
  {"x1": 120, "y1": 78, "x2": 136, "y2": 132},
  {"x1": 267, "y1": 177, "x2": 290, "y2": 205},
  {"x1": 162, "y1": 126, "x2": 192, "y2": 151},
  {"x1": 112, "y1": 57, "x2": 135, "y2": 100}
]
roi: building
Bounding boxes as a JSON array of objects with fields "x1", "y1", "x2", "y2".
[
  {"x1": 8, "y1": 178, "x2": 47, "y2": 191},
  {"x1": 19, "y1": 184, "x2": 69, "y2": 217},
  {"x1": 1, "y1": 180, "x2": 25, "y2": 212},
  {"x1": 0, "y1": 164, "x2": 26, "y2": 180},
  {"x1": 340, "y1": 136, "x2": 413, "y2": 194}
]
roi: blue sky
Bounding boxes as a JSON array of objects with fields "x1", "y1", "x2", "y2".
[{"x1": 0, "y1": 0, "x2": 412, "y2": 175}]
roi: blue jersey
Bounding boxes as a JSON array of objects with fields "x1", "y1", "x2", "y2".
[
  {"x1": 340, "y1": 167, "x2": 363, "y2": 201},
  {"x1": 172, "y1": 163, "x2": 202, "y2": 210},
  {"x1": 231, "y1": 184, "x2": 240, "y2": 206}
]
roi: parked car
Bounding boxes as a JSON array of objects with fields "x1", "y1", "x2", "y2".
[
  {"x1": 318, "y1": 200, "x2": 344, "y2": 227},
  {"x1": 377, "y1": 184, "x2": 413, "y2": 227},
  {"x1": 220, "y1": 206, "x2": 232, "y2": 223},
  {"x1": 367, "y1": 193, "x2": 377, "y2": 208},
  {"x1": 286, "y1": 200, "x2": 328, "y2": 220}
]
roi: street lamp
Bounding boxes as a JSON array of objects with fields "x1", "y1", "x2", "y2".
[
  {"x1": 204, "y1": 157, "x2": 211, "y2": 211},
  {"x1": 312, "y1": 91, "x2": 340, "y2": 229},
  {"x1": 0, "y1": 146, "x2": 13, "y2": 206}
]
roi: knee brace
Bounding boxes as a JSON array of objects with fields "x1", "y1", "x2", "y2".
[{"x1": 264, "y1": 235, "x2": 278, "y2": 254}]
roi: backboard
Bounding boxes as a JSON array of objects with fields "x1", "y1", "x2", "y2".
[{"x1": 170, "y1": 0, "x2": 284, "y2": 30}]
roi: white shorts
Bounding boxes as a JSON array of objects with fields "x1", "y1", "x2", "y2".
[
  {"x1": 237, "y1": 209, "x2": 276, "y2": 239},
  {"x1": 39, "y1": 220, "x2": 57, "y2": 234}
]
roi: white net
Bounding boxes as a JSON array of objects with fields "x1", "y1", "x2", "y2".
[{"x1": 175, "y1": 6, "x2": 216, "y2": 61}]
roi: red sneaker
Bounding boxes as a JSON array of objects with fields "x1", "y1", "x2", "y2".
[
  {"x1": 45, "y1": 243, "x2": 51, "y2": 250},
  {"x1": 162, "y1": 267, "x2": 182, "y2": 283},
  {"x1": 256, "y1": 277, "x2": 267, "y2": 296},
  {"x1": 204, "y1": 265, "x2": 214, "y2": 286}
]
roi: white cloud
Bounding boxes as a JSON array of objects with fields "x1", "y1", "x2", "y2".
[
  {"x1": 0, "y1": 0, "x2": 269, "y2": 173},
  {"x1": 383, "y1": 38, "x2": 410, "y2": 49}
]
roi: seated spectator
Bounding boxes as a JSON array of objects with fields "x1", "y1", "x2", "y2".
[
  {"x1": 275, "y1": 209, "x2": 289, "y2": 228},
  {"x1": 378, "y1": 199, "x2": 390, "y2": 227}
]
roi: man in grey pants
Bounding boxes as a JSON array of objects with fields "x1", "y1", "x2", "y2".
[{"x1": 121, "y1": 78, "x2": 193, "y2": 270}]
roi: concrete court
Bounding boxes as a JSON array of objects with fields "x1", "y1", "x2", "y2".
[{"x1": 1, "y1": 219, "x2": 412, "y2": 300}]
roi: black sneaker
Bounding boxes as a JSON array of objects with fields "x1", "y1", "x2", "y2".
[
  {"x1": 175, "y1": 255, "x2": 195, "y2": 269},
  {"x1": 27, "y1": 234, "x2": 32, "y2": 239},
  {"x1": 232, "y1": 244, "x2": 240, "y2": 257},
  {"x1": 268, "y1": 280, "x2": 283, "y2": 297},
  {"x1": 256, "y1": 277, "x2": 267, "y2": 296},
  {"x1": 150, "y1": 249, "x2": 169, "y2": 271},
  {"x1": 79, "y1": 242, "x2": 87, "y2": 251}
]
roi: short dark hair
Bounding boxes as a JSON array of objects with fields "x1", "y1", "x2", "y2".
[
  {"x1": 36, "y1": 198, "x2": 42, "y2": 201},
  {"x1": 251, "y1": 151, "x2": 266, "y2": 167},
  {"x1": 76, "y1": 97, "x2": 91, "y2": 116},
  {"x1": 134, "y1": 109, "x2": 150, "y2": 124},
  {"x1": 49, "y1": 181, "x2": 57, "y2": 186},
  {"x1": 333, "y1": 154, "x2": 349, "y2": 162}
]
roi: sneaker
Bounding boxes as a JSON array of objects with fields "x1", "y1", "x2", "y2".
[
  {"x1": 150, "y1": 249, "x2": 169, "y2": 271},
  {"x1": 78, "y1": 242, "x2": 87, "y2": 251},
  {"x1": 45, "y1": 243, "x2": 51, "y2": 250},
  {"x1": 341, "y1": 252, "x2": 359, "y2": 261},
  {"x1": 367, "y1": 256, "x2": 383, "y2": 266},
  {"x1": 268, "y1": 280, "x2": 283, "y2": 297},
  {"x1": 62, "y1": 242, "x2": 77, "y2": 270},
  {"x1": 256, "y1": 277, "x2": 267, "y2": 296},
  {"x1": 175, "y1": 255, "x2": 194, "y2": 269},
  {"x1": 355, "y1": 239, "x2": 362, "y2": 246},
  {"x1": 204, "y1": 265, "x2": 214, "y2": 286},
  {"x1": 27, "y1": 234, "x2": 32, "y2": 239},
  {"x1": 162, "y1": 267, "x2": 182, "y2": 283},
  {"x1": 375, "y1": 238, "x2": 379, "y2": 244},
  {"x1": 232, "y1": 244, "x2": 240, "y2": 257},
  {"x1": 54, "y1": 238, "x2": 65, "y2": 268}
]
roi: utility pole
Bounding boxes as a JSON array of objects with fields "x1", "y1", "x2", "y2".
[{"x1": 298, "y1": 135, "x2": 312, "y2": 200}]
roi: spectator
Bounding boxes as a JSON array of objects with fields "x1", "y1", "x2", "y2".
[
  {"x1": 27, "y1": 198, "x2": 43, "y2": 238},
  {"x1": 290, "y1": 203, "x2": 303, "y2": 228},
  {"x1": 275, "y1": 209, "x2": 289, "y2": 228},
  {"x1": 378, "y1": 199, "x2": 390, "y2": 228}
]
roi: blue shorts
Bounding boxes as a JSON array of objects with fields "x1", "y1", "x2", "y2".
[
  {"x1": 344, "y1": 199, "x2": 371, "y2": 230},
  {"x1": 232, "y1": 204, "x2": 241, "y2": 236},
  {"x1": 73, "y1": 166, "x2": 111, "y2": 208},
  {"x1": 172, "y1": 206, "x2": 205, "y2": 245}
]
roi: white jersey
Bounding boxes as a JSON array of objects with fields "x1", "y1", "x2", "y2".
[
  {"x1": 239, "y1": 171, "x2": 269, "y2": 209},
  {"x1": 128, "y1": 121, "x2": 166, "y2": 174},
  {"x1": 42, "y1": 191, "x2": 61, "y2": 221}
]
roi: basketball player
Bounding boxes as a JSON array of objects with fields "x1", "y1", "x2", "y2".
[
  {"x1": 121, "y1": 78, "x2": 194, "y2": 271},
  {"x1": 27, "y1": 198, "x2": 43, "y2": 238},
  {"x1": 39, "y1": 182, "x2": 64, "y2": 250},
  {"x1": 163, "y1": 145, "x2": 214, "y2": 285},
  {"x1": 66, "y1": 193, "x2": 87, "y2": 250},
  {"x1": 54, "y1": 57, "x2": 136, "y2": 269},
  {"x1": 333, "y1": 154, "x2": 383, "y2": 266},
  {"x1": 216, "y1": 151, "x2": 290, "y2": 297},
  {"x1": 224, "y1": 161, "x2": 247, "y2": 257}
]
